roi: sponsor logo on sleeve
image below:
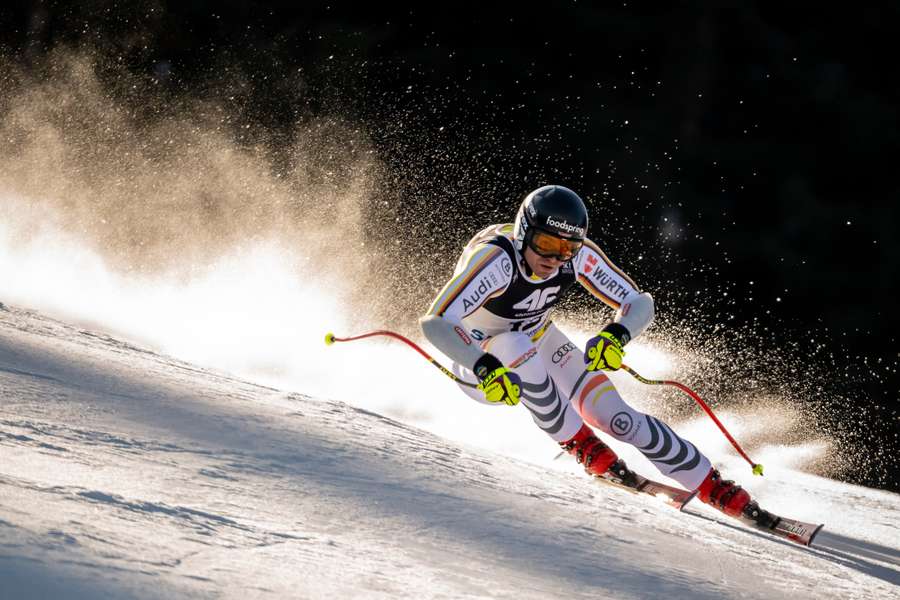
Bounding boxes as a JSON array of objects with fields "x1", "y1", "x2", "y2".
[
  {"x1": 461, "y1": 276, "x2": 498, "y2": 311},
  {"x1": 590, "y1": 268, "x2": 631, "y2": 301},
  {"x1": 454, "y1": 326, "x2": 472, "y2": 345},
  {"x1": 584, "y1": 254, "x2": 598, "y2": 275},
  {"x1": 500, "y1": 257, "x2": 512, "y2": 276}
]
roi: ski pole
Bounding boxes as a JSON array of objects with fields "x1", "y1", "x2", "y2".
[
  {"x1": 620, "y1": 364, "x2": 764, "y2": 476},
  {"x1": 324, "y1": 330, "x2": 478, "y2": 388}
]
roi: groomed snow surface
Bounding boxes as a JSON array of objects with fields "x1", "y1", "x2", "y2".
[{"x1": 1, "y1": 304, "x2": 898, "y2": 599}]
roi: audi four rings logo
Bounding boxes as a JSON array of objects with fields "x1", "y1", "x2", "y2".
[{"x1": 552, "y1": 342, "x2": 576, "y2": 364}]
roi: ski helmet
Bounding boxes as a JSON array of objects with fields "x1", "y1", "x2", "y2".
[{"x1": 513, "y1": 185, "x2": 589, "y2": 254}]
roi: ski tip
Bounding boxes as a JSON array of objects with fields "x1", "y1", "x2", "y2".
[
  {"x1": 324, "y1": 332, "x2": 336, "y2": 346},
  {"x1": 807, "y1": 523, "x2": 825, "y2": 547}
]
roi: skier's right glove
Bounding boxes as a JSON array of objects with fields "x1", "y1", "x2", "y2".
[{"x1": 474, "y1": 353, "x2": 522, "y2": 406}]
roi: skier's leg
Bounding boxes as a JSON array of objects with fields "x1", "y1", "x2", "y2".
[
  {"x1": 480, "y1": 330, "x2": 622, "y2": 476},
  {"x1": 540, "y1": 326, "x2": 753, "y2": 516},
  {"x1": 538, "y1": 325, "x2": 713, "y2": 491}
]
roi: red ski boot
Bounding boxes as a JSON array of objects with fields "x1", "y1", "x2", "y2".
[
  {"x1": 696, "y1": 468, "x2": 752, "y2": 518},
  {"x1": 559, "y1": 424, "x2": 618, "y2": 477}
]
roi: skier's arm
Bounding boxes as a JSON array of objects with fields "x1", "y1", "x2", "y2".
[
  {"x1": 575, "y1": 238, "x2": 654, "y2": 344},
  {"x1": 421, "y1": 309, "x2": 522, "y2": 404},
  {"x1": 419, "y1": 315, "x2": 484, "y2": 368},
  {"x1": 419, "y1": 244, "x2": 512, "y2": 373}
]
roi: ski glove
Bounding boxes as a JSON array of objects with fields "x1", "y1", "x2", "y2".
[
  {"x1": 584, "y1": 323, "x2": 631, "y2": 372},
  {"x1": 473, "y1": 353, "x2": 522, "y2": 406}
]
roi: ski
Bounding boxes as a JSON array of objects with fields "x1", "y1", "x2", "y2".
[
  {"x1": 737, "y1": 502, "x2": 824, "y2": 547},
  {"x1": 584, "y1": 461, "x2": 823, "y2": 545},
  {"x1": 594, "y1": 462, "x2": 697, "y2": 510}
]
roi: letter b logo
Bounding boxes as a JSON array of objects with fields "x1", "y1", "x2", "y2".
[{"x1": 611, "y1": 411, "x2": 633, "y2": 437}]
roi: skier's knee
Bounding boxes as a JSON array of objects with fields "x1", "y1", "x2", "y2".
[
  {"x1": 484, "y1": 332, "x2": 538, "y2": 369},
  {"x1": 573, "y1": 374, "x2": 635, "y2": 435}
]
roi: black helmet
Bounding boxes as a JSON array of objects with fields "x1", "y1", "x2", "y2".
[{"x1": 513, "y1": 185, "x2": 589, "y2": 252}]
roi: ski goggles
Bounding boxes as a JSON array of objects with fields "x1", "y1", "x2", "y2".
[{"x1": 527, "y1": 229, "x2": 583, "y2": 261}]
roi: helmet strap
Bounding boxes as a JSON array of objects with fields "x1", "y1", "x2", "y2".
[
  {"x1": 519, "y1": 229, "x2": 535, "y2": 277},
  {"x1": 520, "y1": 256, "x2": 534, "y2": 277}
]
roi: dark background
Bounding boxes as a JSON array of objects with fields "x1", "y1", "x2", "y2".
[{"x1": 1, "y1": 1, "x2": 898, "y2": 490}]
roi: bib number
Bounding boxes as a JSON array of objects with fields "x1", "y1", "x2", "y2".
[{"x1": 510, "y1": 317, "x2": 543, "y2": 334}]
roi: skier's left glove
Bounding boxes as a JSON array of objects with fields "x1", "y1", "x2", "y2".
[
  {"x1": 584, "y1": 323, "x2": 631, "y2": 372},
  {"x1": 473, "y1": 353, "x2": 522, "y2": 406}
]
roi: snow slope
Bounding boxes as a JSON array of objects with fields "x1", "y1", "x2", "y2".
[{"x1": 0, "y1": 303, "x2": 898, "y2": 599}]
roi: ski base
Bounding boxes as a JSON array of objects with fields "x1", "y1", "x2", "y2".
[{"x1": 595, "y1": 467, "x2": 697, "y2": 511}]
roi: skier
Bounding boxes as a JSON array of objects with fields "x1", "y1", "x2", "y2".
[{"x1": 419, "y1": 185, "x2": 757, "y2": 520}]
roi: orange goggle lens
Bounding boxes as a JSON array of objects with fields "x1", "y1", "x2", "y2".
[{"x1": 528, "y1": 229, "x2": 583, "y2": 260}]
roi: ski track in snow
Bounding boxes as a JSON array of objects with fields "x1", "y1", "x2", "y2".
[{"x1": 0, "y1": 304, "x2": 898, "y2": 599}]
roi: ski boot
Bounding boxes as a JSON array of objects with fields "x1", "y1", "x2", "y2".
[
  {"x1": 696, "y1": 468, "x2": 753, "y2": 518},
  {"x1": 697, "y1": 469, "x2": 823, "y2": 543},
  {"x1": 697, "y1": 469, "x2": 789, "y2": 532},
  {"x1": 559, "y1": 424, "x2": 620, "y2": 479},
  {"x1": 561, "y1": 425, "x2": 696, "y2": 508}
]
